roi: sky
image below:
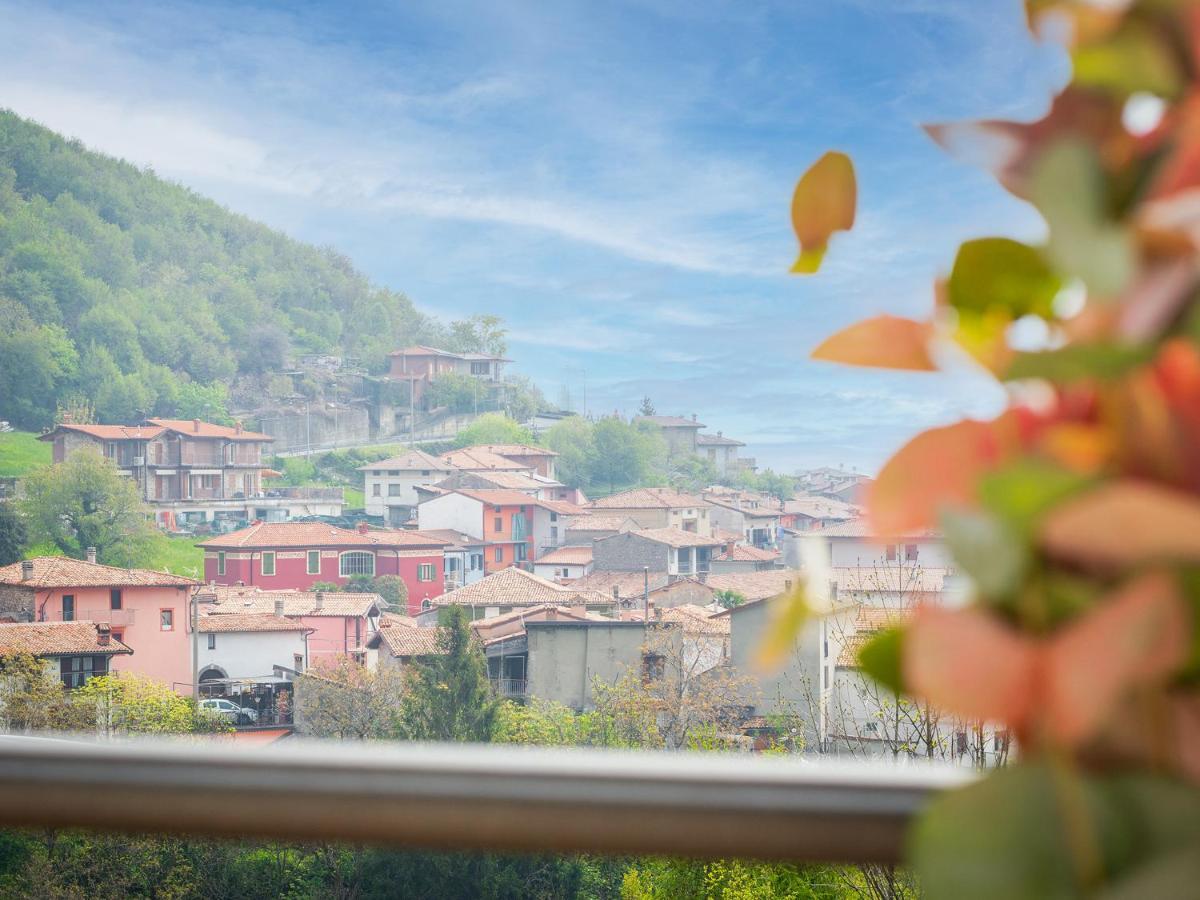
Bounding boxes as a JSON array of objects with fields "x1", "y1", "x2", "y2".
[{"x1": 0, "y1": 0, "x2": 1068, "y2": 473}]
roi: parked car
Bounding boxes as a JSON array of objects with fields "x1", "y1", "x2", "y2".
[{"x1": 200, "y1": 698, "x2": 258, "y2": 725}]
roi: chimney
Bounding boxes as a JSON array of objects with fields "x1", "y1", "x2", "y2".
[
  {"x1": 315, "y1": 591, "x2": 324, "y2": 610},
  {"x1": 356, "y1": 522, "x2": 370, "y2": 534},
  {"x1": 193, "y1": 418, "x2": 201, "y2": 433},
  {"x1": 274, "y1": 598, "x2": 285, "y2": 617},
  {"x1": 20, "y1": 561, "x2": 33, "y2": 582},
  {"x1": 86, "y1": 547, "x2": 97, "y2": 564},
  {"x1": 236, "y1": 580, "x2": 245, "y2": 587},
  {"x1": 235, "y1": 421, "x2": 243, "y2": 435},
  {"x1": 97, "y1": 623, "x2": 111, "y2": 646},
  {"x1": 725, "y1": 540, "x2": 736, "y2": 556}
]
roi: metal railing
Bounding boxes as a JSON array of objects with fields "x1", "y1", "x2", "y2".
[
  {"x1": 492, "y1": 677, "x2": 527, "y2": 698},
  {"x1": 82, "y1": 608, "x2": 136, "y2": 626},
  {"x1": 0, "y1": 736, "x2": 969, "y2": 861}
]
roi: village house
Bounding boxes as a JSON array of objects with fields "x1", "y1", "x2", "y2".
[
  {"x1": 359, "y1": 449, "x2": 458, "y2": 525},
  {"x1": 695, "y1": 432, "x2": 746, "y2": 476},
  {"x1": 634, "y1": 414, "x2": 705, "y2": 457},
  {"x1": 659, "y1": 604, "x2": 731, "y2": 674},
  {"x1": 710, "y1": 542, "x2": 781, "y2": 573},
  {"x1": 197, "y1": 522, "x2": 448, "y2": 614},
  {"x1": 194, "y1": 612, "x2": 312, "y2": 687},
  {"x1": 39, "y1": 419, "x2": 342, "y2": 531},
  {"x1": 366, "y1": 613, "x2": 445, "y2": 673},
  {"x1": 803, "y1": 520, "x2": 950, "y2": 568},
  {"x1": 416, "y1": 489, "x2": 575, "y2": 572},
  {"x1": 473, "y1": 606, "x2": 602, "y2": 700},
  {"x1": 440, "y1": 446, "x2": 533, "y2": 474},
  {"x1": 592, "y1": 528, "x2": 724, "y2": 579},
  {"x1": 0, "y1": 621, "x2": 132, "y2": 688},
  {"x1": 701, "y1": 488, "x2": 782, "y2": 548},
  {"x1": 387, "y1": 345, "x2": 510, "y2": 407},
  {"x1": 416, "y1": 566, "x2": 617, "y2": 622},
  {"x1": 531, "y1": 545, "x2": 594, "y2": 581},
  {"x1": 0, "y1": 556, "x2": 199, "y2": 692},
  {"x1": 588, "y1": 488, "x2": 713, "y2": 536},
  {"x1": 457, "y1": 444, "x2": 559, "y2": 479},
  {"x1": 198, "y1": 584, "x2": 382, "y2": 665},
  {"x1": 562, "y1": 514, "x2": 637, "y2": 545},
  {"x1": 416, "y1": 529, "x2": 487, "y2": 591},
  {"x1": 780, "y1": 496, "x2": 859, "y2": 533}
]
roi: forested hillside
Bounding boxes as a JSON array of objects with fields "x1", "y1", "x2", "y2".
[{"x1": 0, "y1": 110, "x2": 472, "y2": 429}]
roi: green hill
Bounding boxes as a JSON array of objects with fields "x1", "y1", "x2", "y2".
[{"x1": 0, "y1": 110, "x2": 484, "y2": 429}]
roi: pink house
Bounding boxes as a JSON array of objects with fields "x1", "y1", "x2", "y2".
[
  {"x1": 198, "y1": 584, "x2": 382, "y2": 664},
  {"x1": 197, "y1": 522, "x2": 448, "y2": 615},
  {"x1": 0, "y1": 556, "x2": 200, "y2": 693}
]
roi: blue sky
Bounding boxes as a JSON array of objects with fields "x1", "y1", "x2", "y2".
[{"x1": 1, "y1": 0, "x2": 1067, "y2": 473}]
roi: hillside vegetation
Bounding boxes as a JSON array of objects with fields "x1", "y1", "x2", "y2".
[{"x1": 0, "y1": 110, "x2": 491, "y2": 429}]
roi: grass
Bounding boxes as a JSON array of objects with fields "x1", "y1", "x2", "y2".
[
  {"x1": 0, "y1": 431, "x2": 51, "y2": 477},
  {"x1": 343, "y1": 487, "x2": 365, "y2": 510},
  {"x1": 144, "y1": 535, "x2": 206, "y2": 578}
]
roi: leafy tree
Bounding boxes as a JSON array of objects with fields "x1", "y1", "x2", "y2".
[
  {"x1": 428, "y1": 371, "x2": 484, "y2": 414},
  {"x1": 0, "y1": 652, "x2": 93, "y2": 733},
  {"x1": 588, "y1": 417, "x2": 665, "y2": 493},
  {"x1": 174, "y1": 381, "x2": 233, "y2": 425},
  {"x1": 74, "y1": 672, "x2": 230, "y2": 735},
  {"x1": 294, "y1": 656, "x2": 407, "y2": 740},
  {"x1": 453, "y1": 413, "x2": 534, "y2": 448},
  {"x1": 638, "y1": 396, "x2": 656, "y2": 417},
  {"x1": 0, "y1": 504, "x2": 27, "y2": 566},
  {"x1": 19, "y1": 447, "x2": 160, "y2": 565},
  {"x1": 0, "y1": 297, "x2": 78, "y2": 428},
  {"x1": 543, "y1": 415, "x2": 594, "y2": 489},
  {"x1": 504, "y1": 373, "x2": 548, "y2": 423},
  {"x1": 714, "y1": 589, "x2": 747, "y2": 610},
  {"x1": 371, "y1": 574, "x2": 408, "y2": 611},
  {"x1": 399, "y1": 605, "x2": 498, "y2": 742},
  {"x1": 447, "y1": 314, "x2": 507, "y2": 356}
]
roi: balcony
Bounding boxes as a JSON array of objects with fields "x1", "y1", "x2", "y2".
[
  {"x1": 82, "y1": 608, "x2": 136, "y2": 626},
  {"x1": 492, "y1": 677, "x2": 527, "y2": 699}
]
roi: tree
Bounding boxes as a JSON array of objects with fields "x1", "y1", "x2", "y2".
[
  {"x1": 504, "y1": 374, "x2": 547, "y2": 424},
  {"x1": 588, "y1": 416, "x2": 665, "y2": 493},
  {"x1": 447, "y1": 314, "x2": 507, "y2": 356},
  {"x1": 428, "y1": 371, "x2": 483, "y2": 414},
  {"x1": 452, "y1": 413, "x2": 534, "y2": 448},
  {"x1": 371, "y1": 575, "x2": 408, "y2": 612},
  {"x1": 714, "y1": 590, "x2": 746, "y2": 610},
  {"x1": 173, "y1": 381, "x2": 232, "y2": 425},
  {"x1": 638, "y1": 396, "x2": 656, "y2": 417},
  {"x1": 543, "y1": 415, "x2": 594, "y2": 489},
  {"x1": 399, "y1": 605, "x2": 498, "y2": 742},
  {"x1": 0, "y1": 504, "x2": 27, "y2": 567},
  {"x1": 20, "y1": 448, "x2": 160, "y2": 566},
  {"x1": 74, "y1": 672, "x2": 229, "y2": 735},
  {"x1": 293, "y1": 656, "x2": 407, "y2": 740},
  {"x1": 0, "y1": 653, "x2": 93, "y2": 733}
]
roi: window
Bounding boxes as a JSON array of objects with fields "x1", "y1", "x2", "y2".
[
  {"x1": 642, "y1": 652, "x2": 665, "y2": 682},
  {"x1": 388, "y1": 484, "x2": 402, "y2": 496},
  {"x1": 160, "y1": 609, "x2": 174, "y2": 631},
  {"x1": 470, "y1": 553, "x2": 483, "y2": 570},
  {"x1": 207, "y1": 633, "x2": 216, "y2": 650},
  {"x1": 307, "y1": 550, "x2": 321, "y2": 575},
  {"x1": 470, "y1": 361, "x2": 489, "y2": 375},
  {"x1": 446, "y1": 558, "x2": 458, "y2": 572},
  {"x1": 905, "y1": 544, "x2": 919, "y2": 561},
  {"x1": 886, "y1": 545, "x2": 898, "y2": 562},
  {"x1": 62, "y1": 595, "x2": 75, "y2": 621},
  {"x1": 560, "y1": 568, "x2": 570, "y2": 578},
  {"x1": 515, "y1": 543, "x2": 528, "y2": 562},
  {"x1": 494, "y1": 546, "x2": 503, "y2": 563},
  {"x1": 418, "y1": 563, "x2": 435, "y2": 581},
  {"x1": 60, "y1": 655, "x2": 107, "y2": 689},
  {"x1": 372, "y1": 484, "x2": 381, "y2": 497},
  {"x1": 340, "y1": 551, "x2": 375, "y2": 577},
  {"x1": 217, "y1": 551, "x2": 226, "y2": 576},
  {"x1": 864, "y1": 722, "x2": 879, "y2": 734},
  {"x1": 294, "y1": 653, "x2": 304, "y2": 673},
  {"x1": 110, "y1": 589, "x2": 122, "y2": 610},
  {"x1": 420, "y1": 469, "x2": 430, "y2": 476},
  {"x1": 387, "y1": 470, "x2": 399, "y2": 476},
  {"x1": 550, "y1": 512, "x2": 558, "y2": 522},
  {"x1": 261, "y1": 551, "x2": 276, "y2": 576},
  {"x1": 494, "y1": 517, "x2": 503, "y2": 532}
]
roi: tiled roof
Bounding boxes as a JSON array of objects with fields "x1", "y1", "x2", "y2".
[
  {"x1": 429, "y1": 566, "x2": 615, "y2": 608},
  {"x1": 696, "y1": 433, "x2": 745, "y2": 446},
  {"x1": 564, "y1": 515, "x2": 635, "y2": 533},
  {"x1": 706, "y1": 570, "x2": 803, "y2": 603},
  {"x1": 0, "y1": 622, "x2": 133, "y2": 657},
  {"x1": 199, "y1": 585, "x2": 381, "y2": 617},
  {"x1": 635, "y1": 415, "x2": 705, "y2": 429},
  {"x1": 443, "y1": 471, "x2": 544, "y2": 491},
  {"x1": 590, "y1": 488, "x2": 709, "y2": 510},
  {"x1": 783, "y1": 496, "x2": 860, "y2": 519},
  {"x1": 837, "y1": 634, "x2": 870, "y2": 668},
  {"x1": 388, "y1": 345, "x2": 508, "y2": 361},
  {"x1": 703, "y1": 495, "x2": 782, "y2": 519},
  {"x1": 372, "y1": 619, "x2": 445, "y2": 657},
  {"x1": 0, "y1": 558, "x2": 199, "y2": 589},
  {"x1": 660, "y1": 604, "x2": 730, "y2": 636},
  {"x1": 357, "y1": 449, "x2": 457, "y2": 472},
  {"x1": 830, "y1": 566, "x2": 952, "y2": 594},
  {"x1": 198, "y1": 522, "x2": 448, "y2": 549},
  {"x1": 415, "y1": 529, "x2": 484, "y2": 549},
  {"x1": 572, "y1": 571, "x2": 672, "y2": 599},
  {"x1": 41, "y1": 423, "x2": 166, "y2": 442},
  {"x1": 712, "y1": 528, "x2": 744, "y2": 543},
  {"x1": 715, "y1": 544, "x2": 780, "y2": 562},
  {"x1": 539, "y1": 500, "x2": 587, "y2": 516},
  {"x1": 147, "y1": 418, "x2": 272, "y2": 441},
  {"x1": 473, "y1": 444, "x2": 558, "y2": 458},
  {"x1": 446, "y1": 488, "x2": 548, "y2": 507},
  {"x1": 441, "y1": 448, "x2": 530, "y2": 471},
  {"x1": 535, "y1": 546, "x2": 594, "y2": 565},
  {"x1": 197, "y1": 614, "x2": 310, "y2": 633},
  {"x1": 809, "y1": 520, "x2": 942, "y2": 539},
  {"x1": 613, "y1": 527, "x2": 723, "y2": 549},
  {"x1": 838, "y1": 606, "x2": 913, "y2": 666}
]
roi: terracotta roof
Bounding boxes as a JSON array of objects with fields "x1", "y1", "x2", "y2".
[
  {"x1": 0, "y1": 558, "x2": 199, "y2": 589},
  {"x1": 357, "y1": 449, "x2": 457, "y2": 472},
  {"x1": 696, "y1": 433, "x2": 745, "y2": 447},
  {"x1": 535, "y1": 546, "x2": 594, "y2": 566},
  {"x1": 636, "y1": 415, "x2": 705, "y2": 429},
  {"x1": 715, "y1": 544, "x2": 780, "y2": 562},
  {"x1": 612, "y1": 527, "x2": 723, "y2": 549},
  {"x1": 197, "y1": 614, "x2": 310, "y2": 633},
  {"x1": 830, "y1": 566, "x2": 952, "y2": 594},
  {"x1": 429, "y1": 566, "x2": 614, "y2": 608},
  {"x1": 590, "y1": 488, "x2": 709, "y2": 510},
  {"x1": 198, "y1": 522, "x2": 448, "y2": 550},
  {"x1": 445, "y1": 488, "x2": 548, "y2": 507},
  {"x1": 564, "y1": 515, "x2": 635, "y2": 533},
  {"x1": 473, "y1": 444, "x2": 558, "y2": 458},
  {"x1": 837, "y1": 634, "x2": 870, "y2": 668},
  {"x1": 712, "y1": 528, "x2": 744, "y2": 543},
  {"x1": 783, "y1": 496, "x2": 860, "y2": 519},
  {"x1": 199, "y1": 585, "x2": 381, "y2": 618},
  {"x1": 41, "y1": 423, "x2": 166, "y2": 441},
  {"x1": 441, "y1": 448, "x2": 530, "y2": 471},
  {"x1": 388, "y1": 345, "x2": 508, "y2": 361},
  {"x1": 706, "y1": 570, "x2": 803, "y2": 603},
  {"x1": 416, "y1": 529, "x2": 484, "y2": 549},
  {"x1": 660, "y1": 604, "x2": 730, "y2": 635},
  {"x1": 572, "y1": 571, "x2": 672, "y2": 599},
  {"x1": 838, "y1": 606, "x2": 913, "y2": 666},
  {"x1": 146, "y1": 418, "x2": 273, "y2": 442},
  {"x1": 540, "y1": 500, "x2": 587, "y2": 516},
  {"x1": 809, "y1": 520, "x2": 942, "y2": 539},
  {"x1": 442, "y1": 471, "x2": 544, "y2": 491},
  {"x1": 371, "y1": 618, "x2": 445, "y2": 657},
  {"x1": 703, "y1": 496, "x2": 782, "y2": 519},
  {"x1": 0, "y1": 622, "x2": 132, "y2": 657}
]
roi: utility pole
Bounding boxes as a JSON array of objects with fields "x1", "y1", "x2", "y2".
[
  {"x1": 191, "y1": 586, "x2": 199, "y2": 699},
  {"x1": 643, "y1": 566, "x2": 649, "y2": 637}
]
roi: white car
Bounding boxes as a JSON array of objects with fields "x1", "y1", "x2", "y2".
[{"x1": 200, "y1": 698, "x2": 258, "y2": 725}]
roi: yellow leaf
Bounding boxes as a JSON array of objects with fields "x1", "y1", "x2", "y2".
[
  {"x1": 811, "y1": 314, "x2": 937, "y2": 371},
  {"x1": 790, "y1": 151, "x2": 856, "y2": 275},
  {"x1": 753, "y1": 581, "x2": 810, "y2": 672}
]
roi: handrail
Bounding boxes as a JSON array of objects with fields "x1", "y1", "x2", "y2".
[{"x1": 0, "y1": 736, "x2": 970, "y2": 861}]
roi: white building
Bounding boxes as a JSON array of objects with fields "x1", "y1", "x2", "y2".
[
  {"x1": 695, "y1": 432, "x2": 745, "y2": 476},
  {"x1": 195, "y1": 612, "x2": 312, "y2": 682},
  {"x1": 532, "y1": 546, "x2": 594, "y2": 581},
  {"x1": 804, "y1": 520, "x2": 950, "y2": 569},
  {"x1": 359, "y1": 450, "x2": 458, "y2": 525}
]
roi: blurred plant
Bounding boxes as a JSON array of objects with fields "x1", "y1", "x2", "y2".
[{"x1": 784, "y1": 2, "x2": 1200, "y2": 896}]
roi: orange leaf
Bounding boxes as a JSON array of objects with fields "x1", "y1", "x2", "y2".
[
  {"x1": 1043, "y1": 571, "x2": 1190, "y2": 745},
  {"x1": 790, "y1": 151, "x2": 856, "y2": 274},
  {"x1": 904, "y1": 605, "x2": 1036, "y2": 725},
  {"x1": 1040, "y1": 480, "x2": 1200, "y2": 568},
  {"x1": 1037, "y1": 423, "x2": 1113, "y2": 474},
  {"x1": 811, "y1": 315, "x2": 937, "y2": 371}
]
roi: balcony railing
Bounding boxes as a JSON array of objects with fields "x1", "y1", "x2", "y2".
[
  {"x1": 492, "y1": 677, "x2": 527, "y2": 698},
  {"x1": 82, "y1": 608, "x2": 136, "y2": 626},
  {"x1": 0, "y1": 736, "x2": 969, "y2": 861}
]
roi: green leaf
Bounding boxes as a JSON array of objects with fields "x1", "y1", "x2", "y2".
[
  {"x1": 1030, "y1": 140, "x2": 1136, "y2": 297},
  {"x1": 856, "y1": 627, "x2": 904, "y2": 694},
  {"x1": 1006, "y1": 342, "x2": 1152, "y2": 383},
  {"x1": 1073, "y1": 24, "x2": 1183, "y2": 99},
  {"x1": 978, "y1": 460, "x2": 1095, "y2": 539},
  {"x1": 1175, "y1": 568, "x2": 1200, "y2": 682},
  {"x1": 948, "y1": 238, "x2": 1061, "y2": 319},
  {"x1": 940, "y1": 507, "x2": 1029, "y2": 600}
]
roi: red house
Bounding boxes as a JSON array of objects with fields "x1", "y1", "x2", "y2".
[{"x1": 198, "y1": 522, "x2": 448, "y2": 615}]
